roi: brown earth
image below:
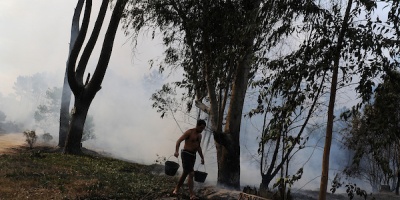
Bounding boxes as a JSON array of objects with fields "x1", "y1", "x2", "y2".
[{"x1": 0, "y1": 133, "x2": 26, "y2": 154}]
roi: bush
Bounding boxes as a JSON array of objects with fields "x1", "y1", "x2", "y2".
[
  {"x1": 41, "y1": 133, "x2": 53, "y2": 143},
  {"x1": 23, "y1": 130, "x2": 37, "y2": 149}
]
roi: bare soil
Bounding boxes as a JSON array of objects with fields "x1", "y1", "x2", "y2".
[{"x1": 0, "y1": 133, "x2": 26, "y2": 154}]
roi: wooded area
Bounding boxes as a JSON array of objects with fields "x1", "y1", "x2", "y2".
[{"x1": 1, "y1": 0, "x2": 400, "y2": 200}]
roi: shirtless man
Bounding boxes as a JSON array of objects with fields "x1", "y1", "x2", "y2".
[{"x1": 172, "y1": 119, "x2": 206, "y2": 200}]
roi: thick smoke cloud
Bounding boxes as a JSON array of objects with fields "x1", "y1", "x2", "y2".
[{"x1": 0, "y1": 0, "x2": 370, "y2": 193}]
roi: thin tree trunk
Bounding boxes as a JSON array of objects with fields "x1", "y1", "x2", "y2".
[
  {"x1": 59, "y1": 76, "x2": 72, "y2": 148},
  {"x1": 319, "y1": 0, "x2": 353, "y2": 199},
  {"x1": 319, "y1": 56, "x2": 338, "y2": 200},
  {"x1": 59, "y1": 0, "x2": 84, "y2": 148}
]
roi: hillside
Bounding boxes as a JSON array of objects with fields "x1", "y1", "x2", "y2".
[
  {"x1": 0, "y1": 133, "x2": 241, "y2": 199},
  {"x1": 0, "y1": 133, "x2": 399, "y2": 200}
]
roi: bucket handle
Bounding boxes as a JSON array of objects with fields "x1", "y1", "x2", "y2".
[
  {"x1": 196, "y1": 163, "x2": 206, "y2": 172},
  {"x1": 167, "y1": 155, "x2": 179, "y2": 163}
]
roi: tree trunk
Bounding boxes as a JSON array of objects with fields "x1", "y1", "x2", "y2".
[
  {"x1": 214, "y1": 0, "x2": 260, "y2": 189},
  {"x1": 59, "y1": 77, "x2": 72, "y2": 148},
  {"x1": 319, "y1": 68, "x2": 337, "y2": 200},
  {"x1": 59, "y1": 0, "x2": 84, "y2": 148},
  {"x1": 218, "y1": 37, "x2": 254, "y2": 189},
  {"x1": 260, "y1": 174, "x2": 274, "y2": 190},
  {"x1": 215, "y1": 55, "x2": 249, "y2": 189},
  {"x1": 64, "y1": 96, "x2": 91, "y2": 154},
  {"x1": 396, "y1": 170, "x2": 399, "y2": 195},
  {"x1": 217, "y1": 135, "x2": 240, "y2": 189},
  {"x1": 319, "y1": 0, "x2": 353, "y2": 199},
  {"x1": 64, "y1": 0, "x2": 128, "y2": 154}
]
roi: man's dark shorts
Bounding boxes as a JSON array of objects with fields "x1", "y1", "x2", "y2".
[{"x1": 181, "y1": 149, "x2": 196, "y2": 172}]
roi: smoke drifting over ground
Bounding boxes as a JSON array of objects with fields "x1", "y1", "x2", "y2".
[{"x1": 0, "y1": 1, "x2": 375, "y2": 195}]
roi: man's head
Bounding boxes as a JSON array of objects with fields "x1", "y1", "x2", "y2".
[{"x1": 196, "y1": 119, "x2": 206, "y2": 133}]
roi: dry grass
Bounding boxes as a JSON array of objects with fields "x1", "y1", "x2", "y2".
[
  {"x1": 0, "y1": 146, "x2": 178, "y2": 200},
  {"x1": 0, "y1": 133, "x2": 26, "y2": 154},
  {"x1": 1, "y1": 134, "x2": 399, "y2": 200}
]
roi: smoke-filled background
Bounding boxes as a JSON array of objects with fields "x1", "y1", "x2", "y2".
[{"x1": 0, "y1": 0, "x2": 369, "y2": 193}]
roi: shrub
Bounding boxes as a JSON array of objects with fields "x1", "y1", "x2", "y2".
[
  {"x1": 41, "y1": 133, "x2": 53, "y2": 143},
  {"x1": 23, "y1": 130, "x2": 37, "y2": 149}
]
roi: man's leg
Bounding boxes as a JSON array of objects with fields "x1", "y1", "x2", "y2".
[
  {"x1": 173, "y1": 171, "x2": 189, "y2": 194},
  {"x1": 188, "y1": 171, "x2": 195, "y2": 198}
]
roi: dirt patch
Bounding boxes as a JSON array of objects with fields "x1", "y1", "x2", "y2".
[{"x1": 0, "y1": 133, "x2": 26, "y2": 154}]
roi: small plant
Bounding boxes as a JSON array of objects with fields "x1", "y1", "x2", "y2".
[
  {"x1": 23, "y1": 130, "x2": 37, "y2": 149},
  {"x1": 41, "y1": 133, "x2": 53, "y2": 143},
  {"x1": 330, "y1": 173, "x2": 369, "y2": 200}
]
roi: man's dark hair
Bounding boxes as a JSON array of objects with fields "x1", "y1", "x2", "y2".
[{"x1": 197, "y1": 119, "x2": 206, "y2": 126}]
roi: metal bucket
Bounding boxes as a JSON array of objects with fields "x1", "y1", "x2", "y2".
[
  {"x1": 165, "y1": 157, "x2": 180, "y2": 176},
  {"x1": 194, "y1": 164, "x2": 207, "y2": 182}
]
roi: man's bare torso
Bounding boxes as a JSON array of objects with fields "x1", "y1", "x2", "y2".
[{"x1": 183, "y1": 128, "x2": 201, "y2": 152}]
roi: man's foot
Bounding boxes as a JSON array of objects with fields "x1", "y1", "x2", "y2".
[
  {"x1": 190, "y1": 195, "x2": 199, "y2": 200},
  {"x1": 172, "y1": 189, "x2": 179, "y2": 196}
]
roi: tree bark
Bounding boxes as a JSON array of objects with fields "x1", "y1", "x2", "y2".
[
  {"x1": 319, "y1": 0, "x2": 353, "y2": 199},
  {"x1": 216, "y1": 32, "x2": 253, "y2": 189},
  {"x1": 64, "y1": 96, "x2": 91, "y2": 154},
  {"x1": 59, "y1": 0, "x2": 84, "y2": 148},
  {"x1": 215, "y1": 0, "x2": 260, "y2": 189},
  {"x1": 64, "y1": 0, "x2": 128, "y2": 154}
]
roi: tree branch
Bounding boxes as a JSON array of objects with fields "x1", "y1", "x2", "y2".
[
  {"x1": 76, "y1": 0, "x2": 109, "y2": 84},
  {"x1": 89, "y1": 0, "x2": 128, "y2": 94},
  {"x1": 68, "y1": 0, "x2": 92, "y2": 95},
  {"x1": 195, "y1": 100, "x2": 209, "y2": 114}
]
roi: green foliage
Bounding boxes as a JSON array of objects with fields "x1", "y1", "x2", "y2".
[
  {"x1": 330, "y1": 174, "x2": 368, "y2": 200},
  {"x1": 23, "y1": 130, "x2": 37, "y2": 149},
  {"x1": 34, "y1": 87, "x2": 95, "y2": 141},
  {"x1": 41, "y1": 133, "x2": 53, "y2": 143},
  {"x1": 151, "y1": 83, "x2": 178, "y2": 118},
  {"x1": 342, "y1": 71, "x2": 400, "y2": 191},
  {"x1": 248, "y1": 0, "x2": 400, "y2": 190},
  {"x1": 124, "y1": 0, "x2": 400, "y2": 190},
  {"x1": 13, "y1": 73, "x2": 48, "y2": 102},
  {"x1": 344, "y1": 184, "x2": 368, "y2": 200},
  {"x1": 124, "y1": 0, "x2": 262, "y2": 115},
  {"x1": 0, "y1": 120, "x2": 22, "y2": 134},
  {"x1": 273, "y1": 168, "x2": 303, "y2": 189},
  {"x1": 349, "y1": 73, "x2": 400, "y2": 154},
  {"x1": 34, "y1": 87, "x2": 62, "y2": 133}
]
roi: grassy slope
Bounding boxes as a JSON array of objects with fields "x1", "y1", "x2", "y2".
[
  {"x1": 0, "y1": 146, "x2": 178, "y2": 200},
  {"x1": 1, "y1": 146, "x2": 400, "y2": 200}
]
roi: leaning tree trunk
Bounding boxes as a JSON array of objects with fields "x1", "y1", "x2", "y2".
[
  {"x1": 319, "y1": 0, "x2": 352, "y2": 199},
  {"x1": 64, "y1": 0, "x2": 128, "y2": 154},
  {"x1": 59, "y1": 0, "x2": 84, "y2": 148}
]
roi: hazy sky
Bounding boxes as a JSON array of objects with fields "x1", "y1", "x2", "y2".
[
  {"x1": 0, "y1": 1, "x2": 183, "y2": 161},
  {"x1": 0, "y1": 0, "x2": 231, "y2": 185},
  {"x1": 0, "y1": 0, "x2": 369, "y2": 191}
]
